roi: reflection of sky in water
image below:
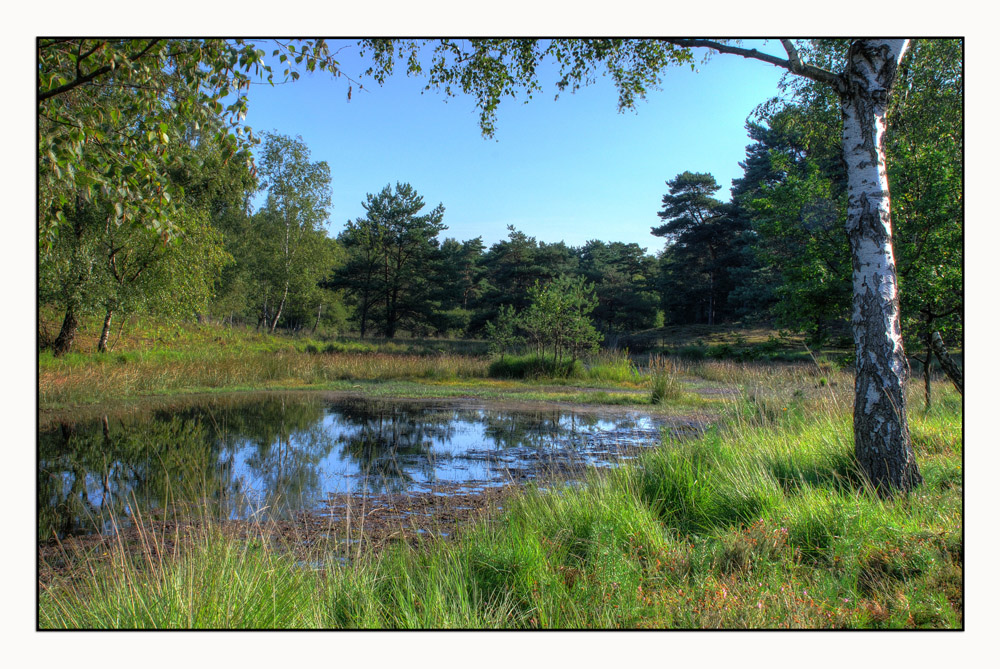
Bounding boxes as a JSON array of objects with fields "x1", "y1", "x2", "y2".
[
  {"x1": 39, "y1": 397, "x2": 690, "y2": 538},
  {"x1": 215, "y1": 406, "x2": 666, "y2": 511}
]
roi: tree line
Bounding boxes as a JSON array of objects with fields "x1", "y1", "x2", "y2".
[{"x1": 39, "y1": 39, "x2": 961, "y2": 366}]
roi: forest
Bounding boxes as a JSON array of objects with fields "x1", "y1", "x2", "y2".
[{"x1": 39, "y1": 39, "x2": 961, "y2": 366}]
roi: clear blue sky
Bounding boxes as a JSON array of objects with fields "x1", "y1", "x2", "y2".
[{"x1": 243, "y1": 40, "x2": 788, "y2": 252}]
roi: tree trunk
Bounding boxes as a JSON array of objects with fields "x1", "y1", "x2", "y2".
[
  {"x1": 312, "y1": 303, "x2": 323, "y2": 335},
  {"x1": 257, "y1": 294, "x2": 268, "y2": 332},
  {"x1": 922, "y1": 341, "x2": 933, "y2": 412},
  {"x1": 52, "y1": 197, "x2": 90, "y2": 357},
  {"x1": 97, "y1": 306, "x2": 114, "y2": 353},
  {"x1": 841, "y1": 39, "x2": 921, "y2": 494},
  {"x1": 52, "y1": 306, "x2": 79, "y2": 357},
  {"x1": 931, "y1": 331, "x2": 963, "y2": 395},
  {"x1": 359, "y1": 299, "x2": 369, "y2": 338},
  {"x1": 270, "y1": 282, "x2": 289, "y2": 334},
  {"x1": 707, "y1": 279, "x2": 715, "y2": 326}
]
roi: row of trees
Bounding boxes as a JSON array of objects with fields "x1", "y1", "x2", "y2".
[{"x1": 42, "y1": 40, "x2": 958, "y2": 363}]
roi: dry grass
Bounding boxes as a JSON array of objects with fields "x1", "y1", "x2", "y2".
[{"x1": 39, "y1": 350, "x2": 489, "y2": 407}]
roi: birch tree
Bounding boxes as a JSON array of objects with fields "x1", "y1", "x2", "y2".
[
  {"x1": 360, "y1": 38, "x2": 932, "y2": 493},
  {"x1": 255, "y1": 133, "x2": 332, "y2": 334}
]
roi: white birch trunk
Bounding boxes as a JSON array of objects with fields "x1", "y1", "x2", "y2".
[{"x1": 841, "y1": 39, "x2": 922, "y2": 493}]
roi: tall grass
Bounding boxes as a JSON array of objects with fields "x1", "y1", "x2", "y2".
[
  {"x1": 585, "y1": 350, "x2": 640, "y2": 383},
  {"x1": 487, "y1": 354, "x2": 584, "y2": 380},
  {"x1": 647, "y1": 355, "x2": 685, "y2": 404},
  {"x1": 39, "y1": 378, "x2": 962, "y2": 629},
  {"x1": 39, "y1": 350, "x2": 490, "y2": 407}
]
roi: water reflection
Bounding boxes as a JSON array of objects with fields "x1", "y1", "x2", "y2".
[{"x1": 38, "y1": 394, "x2": 679, "y2": 539}]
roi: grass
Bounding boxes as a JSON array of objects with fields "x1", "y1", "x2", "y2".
[
  {"x1": 38, "y1": 369, "x2": 962, "y2": 629},
  {"x1": 40, "y1": 320, "x2": 671, "y2": 410},
  {"x1": 40, "y1": 348, "x2": 491, "y2": 407}
]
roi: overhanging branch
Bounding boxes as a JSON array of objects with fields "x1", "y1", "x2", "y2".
[
  {"x1": 665, "y1": 39, "x2": 844, "y2": 89},
  {"x1": 39, "y1": 39, "x2": 161, "y2": 102}
]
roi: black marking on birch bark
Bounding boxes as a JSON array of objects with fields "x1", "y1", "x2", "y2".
[{"x1": 842, "y1": 40, "x2": 920, "y2": 495}]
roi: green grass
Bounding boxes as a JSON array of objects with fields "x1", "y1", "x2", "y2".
[
  {"x1": 487, "y1": 354, "x2": 585, "y2": 380},
  {"x1": 39, "y1": 378, "x2": 962, "y2": 629}
]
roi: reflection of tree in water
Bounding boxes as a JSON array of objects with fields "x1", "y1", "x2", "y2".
[
  {"x1": 333, "y1": 399, "x2": 458, "y2": 493},
  {"x1": 39, "y1": 395, "x2": 660, "y2": 538},
  {"x1": 231, "y1": 396, "x2": 335, "y2": 517},
  {"x1": 38, "y1": 413, "x2": 227, "y2": 539},
  {"x1": 479, "y1": 409, "x2": 603, "y2": 451},
  {"x1": 37, "y1": 394, "x2": 333, "y2": 537}
]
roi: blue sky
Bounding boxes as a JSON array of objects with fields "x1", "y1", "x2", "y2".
[{"x1": 245, "y1": 40, "x2": 788, "y2": 252}]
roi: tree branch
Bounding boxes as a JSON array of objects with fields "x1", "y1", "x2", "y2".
[
  {"x1": 665, "y1": 39, "x2": 844, "y2": 89},
  {"x1": 39, "y1": 39, "x2": 162, "y2": 102},
  {"x1": 779, "y1": 39, "x2": 802, "y2": 70}
]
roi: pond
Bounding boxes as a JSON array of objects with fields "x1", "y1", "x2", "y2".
[{"x1": 38, "y1": 393, "x2": 702, "y2": 540}]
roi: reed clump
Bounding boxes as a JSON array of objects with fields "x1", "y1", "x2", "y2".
[{"x1": 648, "y1": 355, "x2": 684, "y2": 404}]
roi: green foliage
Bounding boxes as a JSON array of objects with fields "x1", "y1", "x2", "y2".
[
  {"x1": 359, "y1": 39, "x2": 695, "y2": 138},
  {"x1": 653, "y1": 172, "x2": 752, "y2": 325},
  {"x1": 484, "y1": 274, "x2": 602, "y2": 366},
  {"x1": 38, "y1": 39, "x2": 341, "y2": 249},
  {"x1": 332, "y1": 183, "x2": 447, "y2": 338},
  {"x1": 577, "y1": 240, "x2": 660, "y2": 334},
  {"x1": 887, "y1": 39, "x2": 963, "y2": 354},
  {"x1": 38, "y1": 132, "x2": 237, "y2": 353},
  {"x1": 520, "y1": 275, "x2": 602, "y2": 361},
  {"x1": 246, "y1": 133, "x2": 339, "y2": 333},
  {"x1": 747, "y1": 142, "x2": 851, "y2": 340},
  {"x1": 484, "y1": 304, "x2": 521, "y2": 359},
  {"x1": 738, "y1": 39, "x2": 963, "y2": 350},
  {"x1": 473, "y1": 226, "x2": 579, "y2": 332}
]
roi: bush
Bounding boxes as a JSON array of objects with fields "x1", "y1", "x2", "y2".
[{"x1": 678, "y1": 345, "x2": 707, "y2": 360}]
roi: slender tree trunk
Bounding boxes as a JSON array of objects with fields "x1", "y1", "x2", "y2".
[
  {"x1": 921, "y1": 332, "x2": 933, "y2": 411},
  {"x1": 53, "y1": 307, "x2": 79, "y2": 357},
  {"x1": 97, "y1": 306, "x2": 114, "y2": 352},
  {"x1": 707, "y1": 279, "x2": 715, "y2": 326},
  {"x1": 257, "y1": 293, "x2": 268, "y2": 332},
  {"x1": 931, "y1": 331, "x2": 963, "y2": 395},
  {"x1": 359, "y1": 297, "x2": 369, "y2": 338},
  {"x1": 841, "y1": 39, "x2": 921, "y2": 494},
  {"x1": 270, "y1": 282, "x2": 289, "y2": 334},
  {"x1": 708, "y1": 247, "x2": 717, "y2": 326},
  {"x1": 312, "y1": 303, "x2": 323, "y2": 335}
]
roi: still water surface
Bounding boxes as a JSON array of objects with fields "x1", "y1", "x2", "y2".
[{"x1": 39, "y1": 393, "x2": 697, "y2": 539}]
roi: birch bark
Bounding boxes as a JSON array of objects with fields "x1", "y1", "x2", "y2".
[{"x1": 840, "y1": 39, "x2": 922, "y2": 492}]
